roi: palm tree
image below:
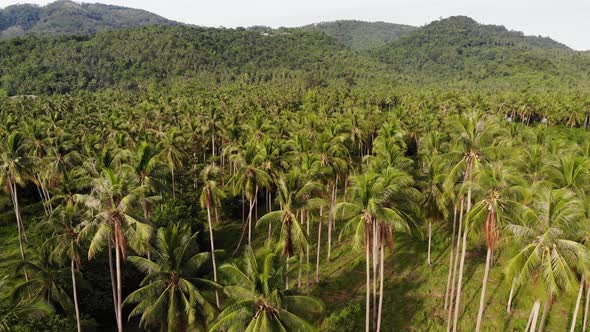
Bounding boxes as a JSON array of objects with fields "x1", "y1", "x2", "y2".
[
  {"x1": 199, "y1": 164, "x2": 225, "y2": 308},
  {"x1": 156, "y1": 128, "x2": 184, "y2": 200},
  {"x1": 0, "y1": 132, "x2": 31, "y2": 279},
  {"x1": 505, "y1": 188, "x2": 588, "y2": 332},
  {"x1": 229, "y1": 142, "x2": 272, "y2": 251},
  {"x1": 12, "y1": 247, "x2": 72, "y2": 313},
  {"x1": 210, "y1": 246, "x2": 324, "y2": 331},
  {"x1": 468, "y1": 162, "x2": 524, "y2": 332},
  {"x1": 123, "y1": 223, "x2": 217, "y2": 331},
  {"x1": 0, "y1": 275, "x2": 52, "y2": 332},
  {"x1": 77, "y1": 167, "x2": 152, "y2": 332},
  {"x1": 45, "y1": 200, "x2": 85, "y2": 332},
  {"x1": 256, "y1": 171, "x2": 317, "y2": 289}
]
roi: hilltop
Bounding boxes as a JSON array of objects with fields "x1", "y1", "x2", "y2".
[
  {"x1": 301, "y1": 20, "x2": 416, "y2": 50},
  {"x1": 0, "y1": 0, "x2": 175, "y2": 38}
]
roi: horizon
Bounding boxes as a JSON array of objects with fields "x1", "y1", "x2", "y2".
[{"x1": 0, "y1": 0, "x2": 589, "y2": 51}]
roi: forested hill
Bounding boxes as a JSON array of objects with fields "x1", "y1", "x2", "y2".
[
  {"x1": 301, "y1": 20, "x2": 416, "y2": 50},
  {"x1": 373, "y1": 16, "x2": 590, "y2": 86},
  {"x1": 0, "y1": 26, "x2": 375, "y2": 95},
  {"x1": 0, "y1": 0, "x2": 175, "y2": 38},
  {"x1": 1, "y1": 14, "x2": 590, "y2": 95}
]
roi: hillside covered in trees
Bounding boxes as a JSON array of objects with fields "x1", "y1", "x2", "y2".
[
  {"x1": 2, "y1": 2, "x2": 590, "y2": 332},
  {"x1": 302, "y1": 20, "x2": 416, "y2": 50},
  {"x1": 0, "y1": 0, "x2": 174, "y2": 38}
]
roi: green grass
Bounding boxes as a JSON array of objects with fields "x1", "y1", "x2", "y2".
[{"x1": 311, "y1": 222, "x2": 581, "y2": 331}]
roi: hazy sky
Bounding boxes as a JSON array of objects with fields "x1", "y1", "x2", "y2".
[{"x1": 1, "y1": 0, "x2": 589, "y2": 50}]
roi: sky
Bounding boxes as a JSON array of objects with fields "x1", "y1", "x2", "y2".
[{"x1": 1, "y1": 0, "x2": 589, "y2": 50}]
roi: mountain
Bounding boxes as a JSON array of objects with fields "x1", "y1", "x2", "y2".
[
  {"x1": 0, "y1": 25, "x2": 376, "y2": 95},
  {"x1": 372, "y1": 16, "x2": 589, "y2": 85},
  {"x1": 0, "y1": 0, "x2": 175, "y2": 38},
  {"x1": 301, "y1": 20, "x2": 416, "y2": 50}
]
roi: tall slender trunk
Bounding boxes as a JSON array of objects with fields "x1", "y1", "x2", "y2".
[
  {"x1": 108, "y1": 239, "x2": 119, "y2": 324},
  {"x1": 71, "y1": 259, "x2": 82, "y2": 332},
  {"x1": 286, "y1": 257, "x2": 290, "y2": 290},
  {"x1": 372, "y1": 220, "x2": 378, "y2": 326},
  {"x1": 571, "y1": 276, "x2": 585, "y2": 332},
  {"x1": 507, "y1": 277, "x2": 517, "y2": 314},
  {"x1": 376, "y1": 226, "x2": 385, "y2": 332},
  {"x1": 207, "y1": 206, "x2": 220, "y2": 309},
  {"x1": 452, "y1": 168, "x2": 473, "y2": 332},
  {"x1": 306, "y1": 210, "x2": 310, "y2": 293},
  {"x1": 365, "y1": 227, "x2": 371, "y2": 332},
  {"x1": 539, "y1": 296, "x2": 552, "y2": 332},
  {"x1": 114, "y1": 228, "x2": 123, "y2": 332},
  {"x1": 444, "y1": 204, "x2": 458, "y2": 311},
  {"x1": 452, "y1": 202, "x2": 469, "y2": 332},
  {"x1": 427, "y1": 219, "x2": 432, "y2": 266},
  {"x1": 327, "y1": 177, "x2": 338, "y2": 261},
  {"x1": 475, "y1": 247, "x2": 492, "y2": 332},
  {"x1": 583, "y1": 281, "x2": 590, "y2": 332},
  {"x1": 248, "y1": 185, "x2": 258, "y2": 246},
  {"x1": 447, "y1": 199, "x2": 464, "y2": 331},
  {"x1": 171, "y1": 168, "x2": 176, "y2": 200},
  {"x1": 8, "y1": 177, "x2": 28, "y2": 281},
  {"x1": 315, "y1": 206, "x2": 323, "y2": 283},
  {"x1": 525, "y1": 300, "x2": 541, "y2": 332}
]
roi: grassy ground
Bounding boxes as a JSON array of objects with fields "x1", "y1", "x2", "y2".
[
  {"x1": 311, "y1": 222, "x2": 581, "y2": 331},
  {"x1": 0, "y1": 197, "x2": 582, "y2": 331}
]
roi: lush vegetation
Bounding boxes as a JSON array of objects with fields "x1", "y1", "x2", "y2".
[
  {"x1": 0, "y1": 0, "x2": 173, "y2": 38},
  {"x1": 302, "y1": 20, "x2": 416, "y2": 50},
  {"x1": 2, "y1": 3, "x2": 590, "y2": 331}
]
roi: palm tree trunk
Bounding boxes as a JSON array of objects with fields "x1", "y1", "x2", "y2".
[
  {"x1": 475, "y1": 247, "x2": 492, "y2": 332},
  {"x1": 306, "y1": 210, "x2": 310, "y2": 293},
  {"x1": 108, "y1": 238, "x2": 119, "y2": 324},
  {"x1": 539, "y1": 296, "x2": 552, "y2": 332},
  {"x1": 114, "y1": 230, "x2": 123, "y2": 332},
  {"x1": 447, "y1": 199, "x2": 464, "y2": 331},
  {"x1": 327, "y1": 181, "x2": 336, "y2": 261},
  {"x1": 452, "y1": 206, "x2": 469, "y2": 332},
  {"x1": 507, "y1": 277, "x2": 517, "y2": 314},
  {"x1": 376, "y1": 227, "x2": 385, "y2": 332},
  {"x1": 372, "y1": 220, "x2": 378, "y2": 326},
  {"x1": 365, "y1": 228, "x2": 371, "y2": 332},
  {"x1": 571, "y1": 276, "x2": 585, "y2": 332},
  {"x1": 248, "y1": 185, "x2": 259, "y2": 246},
  {"x1": 171, "y1": 167, "x2": 176, "y2": 200},
  {"x1": 7, "y1": 177, "x2": 28, "y2": 281},
  {"x1": 427, "y1": 219, "x2": 432, "y2": 266},
  {"x1": 286, "y1": 256, "x2": 290, "y2": 290},
  {"x1": 71, "y1": 259, "x2": 82, "y2": 332},
  {"x1": 316, "y1": 206, "x2": 323, "y2": 283},
  {"x1": 525, "y1": 300, "x2": 541, "y2": 332},
  {"x1": 444, "y1": 204, "x2": 457, "y2": 311},
  {"x1": 583, "y1": 280, "x2": 590, "y2": 332},
  {"x1": 206, "y1": 206, "x2": 220, "y2": 309}
]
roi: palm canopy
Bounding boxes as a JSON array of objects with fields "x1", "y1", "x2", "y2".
[
  {"x1": 505, "y1": 188, "x2": 590, "y2": 297},
  {"x1": 211, "y1": 246, "x2": 324, "y2": 332},
  {"x1": 123, "y1": 223, "x2": 217, "y2": 332},
  {"x1": 335, "y1": 171, "x2": 414, "y2": 251}
]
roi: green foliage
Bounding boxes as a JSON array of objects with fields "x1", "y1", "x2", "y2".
[
  {"x1": 321, "y1": 301, "x2": 362, "y2": 331},
  {"x1": 302, "y1": 20, "x2": 416, "y2": 50},
  {"x1": 0, "y1": 0, "x2": 173, "y2": 38}
]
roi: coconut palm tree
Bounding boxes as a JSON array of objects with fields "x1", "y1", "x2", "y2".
[
  {"x1": 199, "y1": 164, "x2": 225, "y2": 308},
  {"x1": 0, "y1": 275, "x2": 52, "y2": 332},
  {"x1": 77, "y1": 167, "x2": 152, "y2": 332},
  {"x1": 123, "y1": 223, "x2": 217, "y2": 331},
  {"x1": 45, "y1": 200, "x2": 86, "y2": 332},
  {"x1": 0, "y1": 132, "x2": 31, "y2": 279},
  {"x1": 505, "y1": 187, "x2": 588, "y2": 332},
  {"x1": 210, "y1": 246, "x2": 324, "y2": 331}
]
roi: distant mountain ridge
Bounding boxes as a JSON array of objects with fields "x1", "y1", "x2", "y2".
[
  {"x1": 301, "y1": 20, "x2": 416, "y2": 49},
  {"x1": 0, "y1": 0, "x2": 175, "y2": 38}
]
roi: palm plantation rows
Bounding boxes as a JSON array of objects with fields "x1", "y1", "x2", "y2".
[{"x1": 2, "y1": 84, "x2": 590, "y2": 331}]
